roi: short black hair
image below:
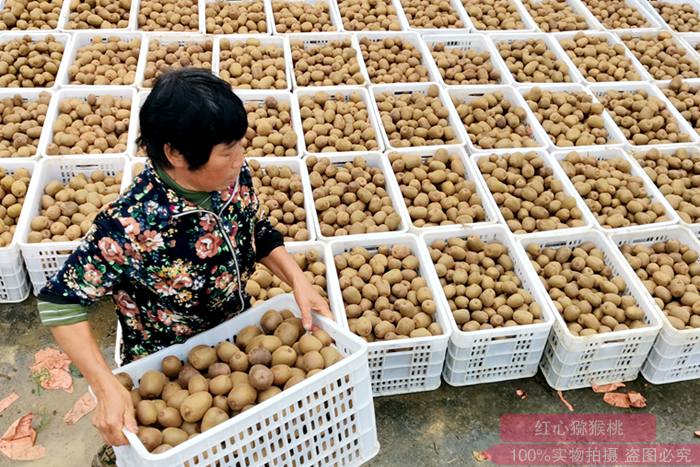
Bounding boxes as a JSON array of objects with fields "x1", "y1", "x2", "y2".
[{"x1": 138, "y1": 68, "x2": 247, "y2": 170}]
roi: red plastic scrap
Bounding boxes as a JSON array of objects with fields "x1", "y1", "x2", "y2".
[
  {"x1": 0, "y1": 393, "x2": 18, "y2": 414},
  {"x1": 0, "y1": 413, "x2": 46, "y2": 461},
  {"x1": 64, "y1": 393, "x2": 97, "y2": 425},
  {"x1": 592, "y1": 382, "x2": 625, "y2": 393},
  {"x1": 30, "y1": 347, "x2": 73, "y2": 393},
  {"x1": 515, "y1": 389, "x2": 527, "y2": 400},
  {"x1": 557, "y1": 390, "x2": 575, "y2": 412},
  {"x1": 603, "y1": 391, "x2": 647, "y2": 409}
]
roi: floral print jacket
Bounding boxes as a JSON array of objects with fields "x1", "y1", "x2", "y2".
[{"x1": 38, "y1": 161, "x2": 284, "y2": 363}]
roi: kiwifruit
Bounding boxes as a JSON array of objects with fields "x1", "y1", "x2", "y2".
[
  {"x1": 162, "y1": 427, "x2": 188, "y2": 447},
  {"x1": 200, "y1": 407, "x2": 229, "y2": 432},
  {"x1": 157, "y1": 407, "x2": 182, "y2": 428},
  {"x1": 248, "y1": 364, "x2": 274, "y2": 391},
  {"x1": 235, "y1": 326, "x2": 262, "y2": 348},
  {"x1": 115, "y1": 372, "x2": 133, "y2": 391},
  {"x1": 177, "y1": 365, "x2": 201, "y2": 388},
  {"x1": 136, "y1": 400, "x2": 158, "y2": 425},
  {"x1": 180, "y1": 392, "x2": 213, "y2": 423},
  {"x1": 137, "y1": 427, "x2": 162, "y2": 452},
  {"x1": 207, "y1": 362, "x2": 231, "y2": 378},
  {"x1": 138, "y1": 370, "x2": 166, "y2": 399},
  {"x1": 260, "y1": 310, "x2": 283, "y2": 333},
  {"x1": 161, "y1": 356, "x2": 182, "y2": 378},
  {"x1": 209, "y1": 375, "x2": 233, "y2": 396},
  {"x1": 226, "y1": 384, "x2": 257, "y2": 412},
  {"x1": 187, "y1": 375, "x2": 209, "y2": 393},
  {"x1": 188, "y1": 345, "x2": 217, "y2": 370}
]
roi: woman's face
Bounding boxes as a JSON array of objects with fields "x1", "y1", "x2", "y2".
[{"x1": 166, "y1": 140, "x2": 246, "y2": 193}]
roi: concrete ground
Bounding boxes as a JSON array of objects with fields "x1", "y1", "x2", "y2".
[{"x1": 1, "y1": 297, "x2": 699, "y2": 467}]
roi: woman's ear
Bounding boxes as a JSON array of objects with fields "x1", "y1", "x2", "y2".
[{"x1": 163, "y1": 144, "x2": 188, "y2": 169}]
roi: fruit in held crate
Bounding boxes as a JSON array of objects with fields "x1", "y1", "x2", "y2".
[
  {"x1": 633, "y1": 147, "x2": 700, "y2": 223},
  {"x1": 0, "y1": 35, "x2": 64, "y2": 87},
  {"x1": 476, "y1": 152, "x2": 585, "y2": 233},
  {"x1": 428, "y1": 235, "x2": 542, "y2": 331},
  {"x1": 0, "y1": 92, "x2": 50, "y2": 158},
  {"x1": 334, "y1": 244, "x2": 443, "y2": 341},
  {"x1": 129, "y1": 309, "x2": 345, "y2": 452},
  {"x1": 559, "y1": 151, "x2": 670, "y2": 228},
  {"x1": 307, "y1": 155, "x2": 401, "y2": 236},
  {"x1": 620, "y1": 239, "x2": 700, "y2": 330},
  {"x1": 0, "y1": 167, "x2": 32, "y2": 247},
  {"x1": 45, "y1": 95, "x2": 131, "y2": 156},
  {"x1": 389, "y1": 149, "x2": 486, "y2": 227},
  {"x1": 525, "y1": 241, "x2": 647, "y2": 335},
  {"x1": 27, "y1": 170, "x2": 124, "y2": 244}
]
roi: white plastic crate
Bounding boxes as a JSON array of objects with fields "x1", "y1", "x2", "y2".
[
  {"x1": 128, "y1": 90, "x2": 149, "y2": 159},
  {"x1": 130, "y1": 156, "x2": 147, "y2": 181},
  {"x1": 304, "y1": 151, "x2": 410, "y2": 241},
  {"x1": 295, "y1": 85, "x2": 385, "y2": 156},
  {"x1": 421, "y1": 33, "x2": 513, "y2": 86},
  {"x1": 38, "y1": 87, "x2": 138, "y2": 158},
  {"x1": 399, "y1": 0, "x2": 473, "y2": 34},
  {"x1": 236, "y1": 89, "x2": 302, "y2": 158},
  {"x1": 654, "y1": 78, "x2": 700, "y2": 137},
  {"x1": 326, "y1": 233, "x2": 451, "y2": 396},
  {"x1": 588, "y1": 81, "x2": 700, "y2": 149},
  {"x1": 336, "y1": 0, "x2": 410, "y2": 31},
  {"x1": 58, "y1": 0, "x2": 138, "y2": 32},
  {"x1": 246, "y1": 157, "x2": 317, "y2": 243},
  {"x1": 214, "y1": 34, "x2": 292, "y2": 92},
  {"x1": 0, "y1": 159, "x2": 38, "y2": 302},
  {"x1": 370, "y1": 82, "x2": 466, "y2": 151},
  {"x1": 19, "y1": 155, "x2": 131, "y2": 295},
  {"x1": 460, "y1": 0, "x2": 539, "y2": 33},
  {"x1": 132, "y1": 0, "x2": 204, "y2": 34},
  {"x1": 134, "y1": 35, "x2": 215, "y2": 89},
  {"x1": 523, "y1": 0, "x2": 604, "y2": 32},
  {"x1": 0, "y1": 32, "x2": 72, "y2": 89},
  {"x1": 553, "y1": 30, "x2": 653, "y2": 84},
  {"x1": 636, "y1": 0, "x2": 700, "y2": 34},
  {"x1": 110, "y1": 293, "x2": 378, "y2": 467},
  {"x1": 0, "y1": 89, "x2": 54, "y2": 160},
  {"x1": 56, "y1": 31, "x2": 144, "y2": 87},
  {"x1": 614, "y1": 29, "x2": 700, "y2": 85},
  {"x1": 419, "y1": 224, "x2": 554, "y2": 386},
  {"x1": 517, "y1": 83, "x2": 627, "y2": 150},
  {"x1": 382, "y1": 146, "x2": 501, "y2": 232},
  {"x1": 678, "y1": 33, "x2": 700, "y2": 56},
  {"x1": 489, "y1": 32, "x2": 583, "y2": 85},
  {"x1": 200, "y1": 0, "x2": 274, "y2": 35},
  {"x1": 577, "y1": 0, "x2": 665, "y2": 31},
  {"x1": 550, "y1": 147, "x2": 681, "y2": 234},
  {"x1": 354, "y1": 31, "x2": 441, "y2": 84},
  {"x1": 519, "y1": 229, "x2": 663, "y2": 390},
  {"x1": 626, "y1": 143, "x2": 700, "y2": 233},
  {"x1": 447, "y1": 84, "x2": 551, "y2": 154},
  {"x1": 609, "y1": 225, "x2": 700, "y2": 384},
  {"x1": 286, "y1": 33, "x2": 371, "y2": 88},
  {"x1": 269, "y1": 0, "x2": 344, "y2": 34},
  {"x1": 470, "y1": 150, "x2": 597, "y2": 237}
]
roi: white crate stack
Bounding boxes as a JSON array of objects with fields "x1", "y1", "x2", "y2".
[
  {"x1": 111, "y1": 294, "x2": 378, "y2": 467},
  {"x1": 520, "y1": 229, "x2": 663, "y2": 390},
  {"x1": 421, "y1": 224, "x2": 555, "y2": 386},
  {"x1": 609, "y1": 225, "x2": 700, "y2": 384},
  {"x1": 327, "y1": 233, "x2": 451, "y2": 396}
]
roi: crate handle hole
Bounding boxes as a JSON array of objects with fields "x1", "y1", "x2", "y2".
[{"x1": 386, "y1": 346, "x2": 413, "y2": 354}]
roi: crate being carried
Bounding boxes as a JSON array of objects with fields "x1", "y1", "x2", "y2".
[
  {"x1": 420, "y1": 224, "x2": 554, "y2": 386},
  {"x1": 520, "y1": 229, "x2": 662, "y2": 390},
  {"x1": 327, "y1": 233, "x2": 451, "y2": 396},
  {"x1": 610, "y1": 225, "x2": 700, "y2": 384},
  {"x1": 110, "y1": 293, "x2": 379, "y2": 467}
]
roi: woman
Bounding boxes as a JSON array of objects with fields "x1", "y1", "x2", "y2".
[{"x1": 36, "y1": 69, "x2": 331, "y2": 453}]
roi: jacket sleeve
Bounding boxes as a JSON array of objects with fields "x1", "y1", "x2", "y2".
[
  {"x1": 37, "y1": 212, "x2": 131, "y2": 325},
  {"x1": 241, "y1": 163, "x2": 284, "y2": 261}
]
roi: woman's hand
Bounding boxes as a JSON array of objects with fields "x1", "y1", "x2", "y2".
[
  {"x1": 92, "y1": 376, "x2": 138, "y2": 446},
  {"x1": 293, "y1": 278, "x2": 333, "y2": 331}
]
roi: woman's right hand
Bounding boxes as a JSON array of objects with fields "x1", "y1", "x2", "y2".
[{"x1": 92, "y1": 376, "x2": 139, "y2": 446}]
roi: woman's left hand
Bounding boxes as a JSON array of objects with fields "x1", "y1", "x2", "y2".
[{"x1": 293, "y1": 279, "x2": 333, "y2": 331}]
